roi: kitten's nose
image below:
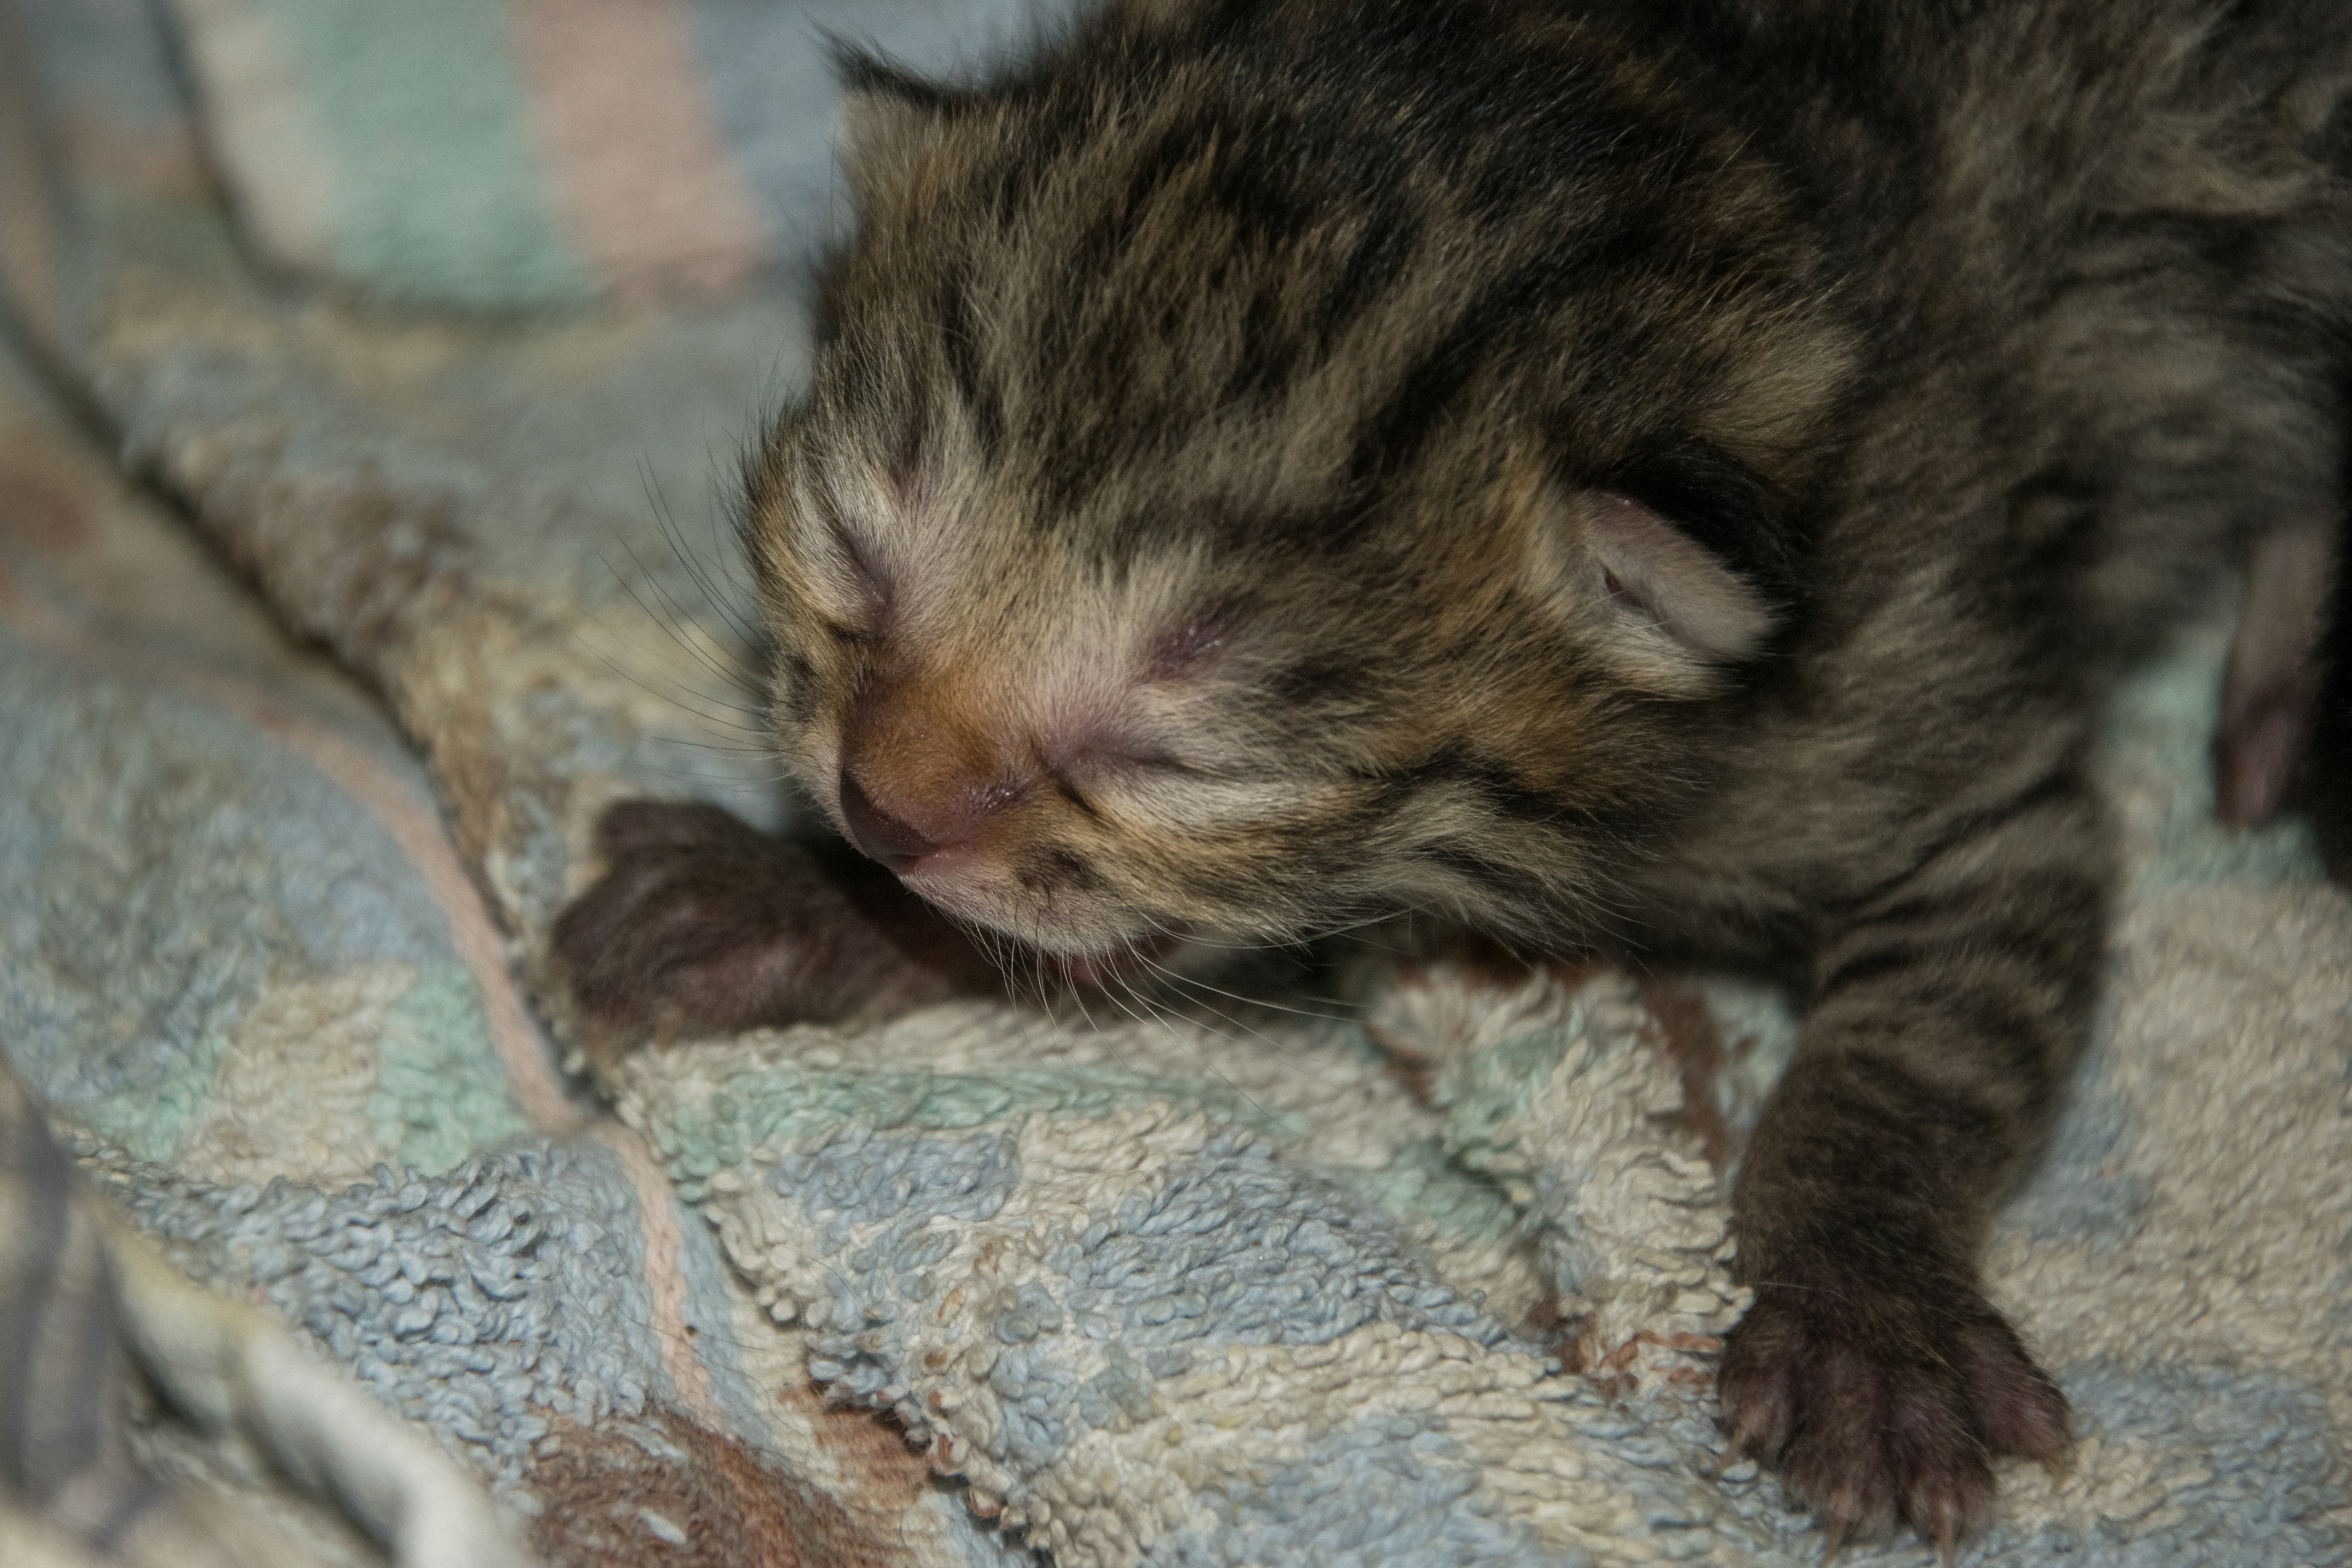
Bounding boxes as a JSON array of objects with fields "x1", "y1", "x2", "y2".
[{"x1": 838, "y1": 772, "x2": 944, "y2": 870}]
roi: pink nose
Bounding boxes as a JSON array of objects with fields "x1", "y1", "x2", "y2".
[{"x1": 839, "y1": 772, "x2": 945, "y2": 871}]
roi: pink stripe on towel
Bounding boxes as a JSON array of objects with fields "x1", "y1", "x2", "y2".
[
  {"x1": 511, "y1": 0, "x2": 769, "y2": 300},
  {"x1": 592, "y1": 1124, "x2": 729, "y2": 1431}
]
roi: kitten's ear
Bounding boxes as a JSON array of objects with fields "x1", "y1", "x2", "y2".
[
  {"x1": 1548, "y1": 489, "x2": 1783, "y2": 697},
  {"x1": 832, "y1": 46, "x2": 962, "y2": 177}
]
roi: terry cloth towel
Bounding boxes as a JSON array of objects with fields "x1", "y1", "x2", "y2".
[
  {"x1": 159, "y1": 0, "x2": 1051, "y2": 309},
  {"x1": 2, "y1": 0, "x2": 2348, "y2": 1564},
  {"x1": 0, "y1": 1049, "x2": 530, "y2": 1568}
]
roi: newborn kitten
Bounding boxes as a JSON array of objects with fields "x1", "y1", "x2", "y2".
[{"x1": 559, "y1": 0, "x2": 2352, "y2": 1546}]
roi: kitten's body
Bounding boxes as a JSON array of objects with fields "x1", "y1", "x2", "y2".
[{"x1": 560, "y1": 0, "x2": 2352, "y2": 1545}]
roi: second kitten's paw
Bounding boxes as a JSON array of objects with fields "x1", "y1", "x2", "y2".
[
  {"x1": 1718, "y1": 1273, "x2": 2069, "y2": 1552},
  {"x1": 552, "y1": 800, "x2": 996, "y2": 1062},
  {"x1": 2214, "y1": 676, "x2": 2313, "y2": 827}
]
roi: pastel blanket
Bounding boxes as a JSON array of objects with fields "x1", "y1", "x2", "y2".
[{"x1": 0, "y1": 1, "x2": 2346, "y2": 1564}]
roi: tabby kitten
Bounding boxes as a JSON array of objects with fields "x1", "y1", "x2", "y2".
[{"x1": 558, "y1": 0, "x2": 2352, "y2": 1545}]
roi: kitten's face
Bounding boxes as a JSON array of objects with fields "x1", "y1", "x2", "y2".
[{"x1": 743, "y1": 6, "x2": 1852, "y2": 959}]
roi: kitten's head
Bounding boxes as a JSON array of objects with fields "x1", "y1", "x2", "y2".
[{"x1": 744, "y1": 0, "x2": 1855, "y2": 959}]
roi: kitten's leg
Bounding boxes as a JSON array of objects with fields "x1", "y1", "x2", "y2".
[
  {"x1": 552, "y1": 800, "x2": 1000, "y2": 1065},
  {"x1": 2214, "y1": 518, "x2": 2335, "y2": 826},
  {"x1": 1719, "y1": 771, "x2": 2096, "y2": 1546}
]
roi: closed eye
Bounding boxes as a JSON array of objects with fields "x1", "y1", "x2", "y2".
[
  {"x1": 1063, "y1": 746, "x2": 1249, "y2": 789},
  {"x1": 811, "y1": 488, "x2": 895, "y2": 634}
]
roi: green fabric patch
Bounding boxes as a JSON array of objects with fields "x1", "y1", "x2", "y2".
[
  {"x1": 242, "y1": 0, "x2": 594, "y2": 308},
  {"x1": 71, "y1": 1029, "x2": 229, "y2": 1164},
  {"x1": 654, "y1": 1064, "x2": 1309, "y2": 1197},
  {"x1": 1339, "y1": 1137, "x2": 1521, "y2": 1245},
  {"x1": 369, "y1": 962, "x2": 532, "y2": 1174}
]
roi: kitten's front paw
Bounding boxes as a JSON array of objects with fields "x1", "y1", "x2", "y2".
[
  {"x1": 1718, "y1": 1273, "x2": 2069, "y2": 1552},
  {"x1": 552, "y1": 800, "x2": 995, "y2": 1062}
]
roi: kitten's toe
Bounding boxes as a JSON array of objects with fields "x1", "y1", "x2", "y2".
[
  {"x1": 2215, "y1": 518, "x2": 2334, "y2": 827},
  {"x1": 552, "y1": 800, "x2": 991, "y2": 1061},
  {"x1": 1718, "y1": 1277, "x2": 2068, "y2": 1549},
  {"x1": 2214, "y1": 680, "x2": 2312, "y2": 826}
]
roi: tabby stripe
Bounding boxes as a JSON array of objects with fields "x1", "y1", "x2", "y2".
[
  {"x1": 937, "y1": 274, "x2": 1005, "y2": 461},
  {"x1": 1847, "y1": 967, "x2": 2071, "y2": 1072},
  {"x1": 1815, "y1": 1054, "x2": 2013, "y2": 1173},
  {"x1": 1818, "y1": 898, "x2": 2097, "y2": 1001},
  {"x1": 1349, "y1": 217, "x2": 1677, "y2": 485},
  {"x1": 1382, "y1": 742, "x2": 1622, "y2": 831},
  {"x1": 1829, "y1": 767, "x2": 2089, "y2": 917},
  {"x1": 1861, "y1": 856, "x2": 2102, "y2": 938}
]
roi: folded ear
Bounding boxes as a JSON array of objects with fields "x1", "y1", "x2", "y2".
[
  {"x1": 1549, "y1": 488, "x2": 1784, "y2": 697},
  {"x1": 831, "y1": 46, "x2": 963, "y2": 183}
]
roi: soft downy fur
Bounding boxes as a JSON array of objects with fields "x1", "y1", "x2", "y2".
[{"x1": 555, "y1": 0, "x2": 2352, "y2": 1548}]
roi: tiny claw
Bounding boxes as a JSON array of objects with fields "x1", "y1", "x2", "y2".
[
  {"x1": 1819, "y1": 1517, "x2": 1850, "y2": 1565},
  {"x1": 1723, "y1": 1405, "x2": 1783, "y2": 1468},
  {"x1": 1936, "y1": 1515, "x2": 1958, "y2": 1565},
  {"x1": 1702, "y1": 1444, "x2": 1759, "y2": 1480}
]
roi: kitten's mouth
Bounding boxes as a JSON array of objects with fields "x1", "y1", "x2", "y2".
[
  {"x1": 814, "y1": 834, "x2": 1181, "y2": 995},
  {"x1": 891, "y1": 847, "x2": 1172, "y2": 970},
  {"x1": 906, "y1": 866, "x2": 1188, "y2": 986}
]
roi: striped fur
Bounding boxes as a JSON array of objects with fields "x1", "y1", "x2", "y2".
[{"x1": 727, "y1": 0, "x2": 2352, "y2": 1543}]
